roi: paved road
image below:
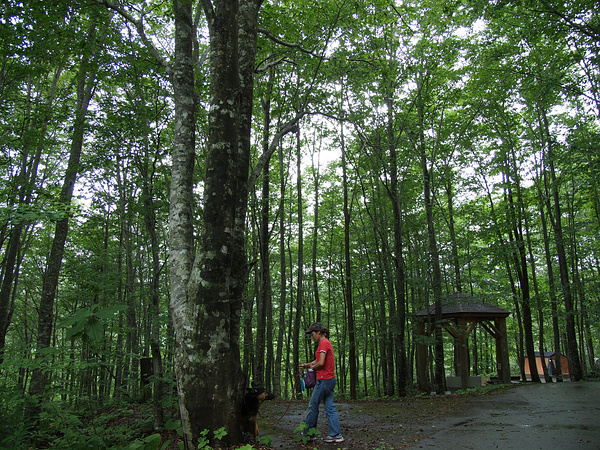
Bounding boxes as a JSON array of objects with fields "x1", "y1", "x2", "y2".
[{"x1": 413, "y1": 380, "x2": 600, "y2": 449}]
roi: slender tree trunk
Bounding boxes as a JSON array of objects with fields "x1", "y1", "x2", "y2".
[
  {"x1": 117, "y1": 156, "x2": 139, "y2": 398},
  {"x1": 445, "y1": 180, "x2": 462, "y2": 293},
  {"x1": 292, "y1": 127, "x2": 304, "y2": 397},
  {"x1": 372, "y1": 203, "x2": 393, "y2": 396},
  {"x1": 538, "y1": 186, "x2": 563, "y2": 381},
  {"x1": 254, "y1": 85, "x2": 273, "y2": 388},
  {"x1": 524, "y1": 199, "x2": 550, "y2": 382},
  {"x1": 541, "y1": 109, "x2": 583, "y2": 381},
  {"x1": 274, "y1": 142, "x2": 287, "y2": 397},
  {"x1": 26, "y1": 17, "x2": 102, "y2": 421},
  {"x1": 140, "y1": 153, "x2": 165, "y2": 428},
  {"x1": 386, "y1": 90, "x2": 407, "y2": 396},
  {"x1": 506, "y1": 186, "x2": 539, "y2": 382},
  {"x1": 310, "y1": 150, "x2": 322, "y2": 324},
  {"x1": 478, "y1": 157, "x2": 520, "y2": 384},
  {"x1": 416, "y1": 92, "x2": 444, "y2": 395},
  {"x1": 0, "y1": 67, "x2": 61, "y2": 362},
  {"x1": 578, "y1": 277, "x2": 595, "y2": 368},
  {"x1": 340, "y1": 116, "x2": 358, "y2": 399},
  {"x1": 114, "y1": 158, "x2": 128, "y2": 397}
]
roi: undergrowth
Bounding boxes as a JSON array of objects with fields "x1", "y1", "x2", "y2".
[{"x1": 0, "y1": 389, "x2": 273, "y2": 449}]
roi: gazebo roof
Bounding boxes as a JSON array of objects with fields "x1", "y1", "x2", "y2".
[{"x1": 415, "y1": 292, "x2": 510, "y2": 318}]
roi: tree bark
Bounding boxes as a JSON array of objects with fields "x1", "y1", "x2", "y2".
[{"x1": 169, "y1": 0, "x2": 263, "y2": 445}]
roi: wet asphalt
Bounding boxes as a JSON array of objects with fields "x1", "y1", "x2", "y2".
[{"x1": 413, "y1": 380, "x2": 600, "y2": 449}]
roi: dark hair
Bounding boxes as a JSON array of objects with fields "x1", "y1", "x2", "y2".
[{"x1": 305, "y1": 322, "x2": 330, "y2": 338}]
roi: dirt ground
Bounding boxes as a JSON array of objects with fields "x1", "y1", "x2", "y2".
[{"x1": 256, "y1": 380, "x2": 600, "y2": 449}]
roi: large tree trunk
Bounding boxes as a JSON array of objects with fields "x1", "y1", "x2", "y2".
[{"x1": 169, "y1": 0, "x2": 262, "y2": 445}]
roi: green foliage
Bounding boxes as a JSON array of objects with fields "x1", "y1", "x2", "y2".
[
  {"x1": 293, "y1": 422, "x2": 319, "y2": 444},
  {"x1": 127, "y1": 433, "x2": 163, "y2": 450},
  {"x1": 57, "y1": 304, "x2": 127, "y2": 343},
  {"x1": 164, "y1": 418, "x2": 184, "y2": 437},
  {"x1": 195, "y1": 427, "x2": 228, "y2": 449},
  {"x1": 0, "y1": 385, "x2": 28, "y2": 449},
  {"x1": 258, "y1": 434, "x2": 273, "y2": 447}
]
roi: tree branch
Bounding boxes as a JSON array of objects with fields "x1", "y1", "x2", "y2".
[
  {"x1": 258, "y1": 27, "x2": 321, "y2": 57},
  {"x1": 248, "y1": 110, "x2": 306, "y2": 190},
  {"x1": 93, "y1": 0, "x2": 172, "y2": 74}
]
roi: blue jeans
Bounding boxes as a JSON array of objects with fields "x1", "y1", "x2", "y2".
[{"x1": 305, "y1": 378, "x2": 342, "y2": 437}]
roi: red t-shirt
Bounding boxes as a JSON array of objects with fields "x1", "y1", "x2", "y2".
[{"x1": 316, "y1": 338, "x2": 335, "y2": 380}]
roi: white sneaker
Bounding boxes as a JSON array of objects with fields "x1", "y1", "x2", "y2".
[{"x1": 324, "y1": 434, "x2": 344, "y2": 443}]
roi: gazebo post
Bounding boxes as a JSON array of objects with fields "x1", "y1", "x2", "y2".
[
  {"x1": 495, "y1": 317, "x2": 511, "y2": 383},
  {"x1": 457, "y1": 318, "x2": 470, "y2": 390}
]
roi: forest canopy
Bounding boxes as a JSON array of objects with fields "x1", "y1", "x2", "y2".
[{"x1": 1, "y1": 0, "x2": 599, "y2": 447}]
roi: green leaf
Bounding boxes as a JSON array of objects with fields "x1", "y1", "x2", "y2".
[
  {"x1": 144, "y1": 433, "x2": 162, "y2": 450},
  {"x1": 213, "y1": 427, "x2": 227, "y2": 440},
  {"x1": 95, "y1": 304, "x2": 127, "y2": 319},
  {"x1": 85, "y1": 316, "x2": 104, "y2": 342},
  {"x1": 164, "y1": 419, "x2": 181, "y2": 431},
  {"x1": 65, "y1": 318, "x2": 86, "y2": 341},
  {"x1": 58, "y1": 308, "x2": 91, "y2": 328}
]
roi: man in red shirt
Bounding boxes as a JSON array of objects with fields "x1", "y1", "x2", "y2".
[{"x1": 300, "y1": 322, "x2": 344, "y2": 443}]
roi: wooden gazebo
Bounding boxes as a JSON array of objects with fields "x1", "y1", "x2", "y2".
[{"x1": 415, "y1": 292, "x2": 511, "y2": 391}]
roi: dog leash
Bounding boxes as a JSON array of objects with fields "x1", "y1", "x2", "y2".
[{"x1": 267, "y1": 371, "x2": 302, "y2": 425}]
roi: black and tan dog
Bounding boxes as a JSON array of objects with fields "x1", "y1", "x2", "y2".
[{"x1": 241, "y1": 386, "x2": 275, "y2": 441}]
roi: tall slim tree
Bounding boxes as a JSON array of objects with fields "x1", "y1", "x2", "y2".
[
  {"x1": 541, "y1": 110, "x2": 583, "y2": 382},
  {"x1": 26, "y1": 10, "x2": 108, "y2": 421},
  {"x1": 292, "y1": 126, "x2": 304, "y2": 397},
  {"x1": 340, "y1": 111, "x2": 358, "y2": 399}
]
